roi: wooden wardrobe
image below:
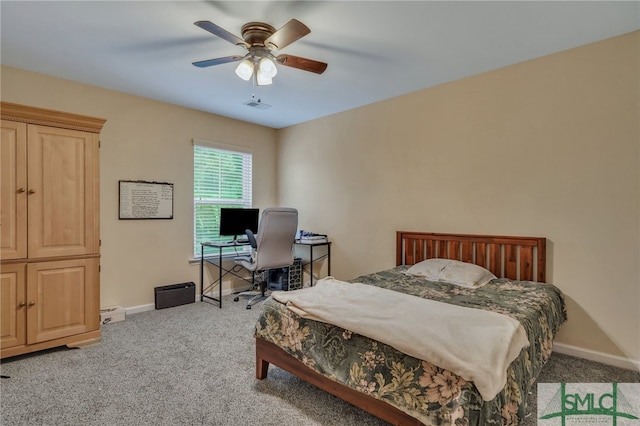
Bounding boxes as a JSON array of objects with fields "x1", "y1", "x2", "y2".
[{"x1": 0, "y1": 102, "x2": 105, "y2": 358}]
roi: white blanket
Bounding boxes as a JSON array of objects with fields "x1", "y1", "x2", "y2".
[{"x1": 272, "y1": 277, "x2": 529, "y2": 401}]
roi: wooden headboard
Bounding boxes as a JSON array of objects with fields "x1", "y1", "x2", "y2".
[{"x1": 396, "y1": 231, "x2": 546, "y2": 283}]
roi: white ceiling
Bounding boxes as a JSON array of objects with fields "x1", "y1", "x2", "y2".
[{"x1": 1, "y1": 1, "x2": 638, "y2": 129}]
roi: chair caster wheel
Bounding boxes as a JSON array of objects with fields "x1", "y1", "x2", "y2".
[
  {"x1": 233, "y1": 297, "x2": 239, "y2": 302},
  {"x1": 246, "y1": 305, "x2": 252, "y2": 310}
]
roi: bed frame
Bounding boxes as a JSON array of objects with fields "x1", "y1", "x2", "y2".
[
  {"x1": 396, "y1": 231, "x2": 546, "y2": 282},
  {"x1": 255, "y1": 231, "x2": 547, "y2": 425}
]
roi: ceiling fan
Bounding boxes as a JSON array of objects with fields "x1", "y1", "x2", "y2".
[{"x1": 192, "y1": 19, "x2": 328, "y2": 86}]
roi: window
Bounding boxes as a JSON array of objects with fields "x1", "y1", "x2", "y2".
[{"x1": 193, "y1": 141, "x2": 252, "y2": 257}]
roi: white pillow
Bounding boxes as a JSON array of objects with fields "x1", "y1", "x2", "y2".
[
  {"x1": 405, "y1": 259, "x2": 496, "y2": 287},
  {"x1": 403, "y1": 258, "x2": 450, "y2": 281},
  {"x1": 439, "y1": 260, "x2": 497, "y2": 287}
]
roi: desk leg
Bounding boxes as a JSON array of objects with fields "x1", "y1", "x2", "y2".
[
  {"x1": 200, "y1": 245, "x2": 223, "y2": 308},
  {"x1": 297, "y1": 242, "x2": 330, "y2": 287},
  {"x1": 309, "y1": 244, "x2": 314, "y2": 286},
  {"x1": 218, "y1": 248, "x2": 223, "y2": 308},
  {"x1": 200, "y1": 245, "x2": 204, "y2": 302}
]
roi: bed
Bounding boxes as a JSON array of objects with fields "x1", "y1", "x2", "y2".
[{"x1": 254, "y1": 231, "x2": 566, "y2": 425}]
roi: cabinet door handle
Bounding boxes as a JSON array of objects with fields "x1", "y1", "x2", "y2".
[
  {"x1": 27, "y1": 301, "x2": 35, "y2": 307},
  {"x1": 27, "y1": 189, "x2": 36, "y2": 195},
  {"x1": 18, "y1": 302, "x2": 26, "y2": 308},
  {"x1": 16, "y1": 188, "x2": 26, "y2": 194}
]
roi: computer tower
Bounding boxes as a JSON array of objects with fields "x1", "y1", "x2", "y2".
[{"x1": 267, "y1": 257, "x2": 302, "y2": 291}]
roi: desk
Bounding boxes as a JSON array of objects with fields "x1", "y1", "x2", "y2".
[
  {"x1": 200, "y1": 241, "x2": 251, "y2": 308},
  {"x1": 294, "y1": 240, "x2": 331, "y2": 286}
]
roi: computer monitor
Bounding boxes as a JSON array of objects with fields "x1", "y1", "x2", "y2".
[{"x1": 219, "y1": 208, "x2": 259, "y2": 240}]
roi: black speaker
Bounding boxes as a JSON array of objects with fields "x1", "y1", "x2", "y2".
[{"x1": 154, "y1": 282, "x2": 195, "y2": 309}]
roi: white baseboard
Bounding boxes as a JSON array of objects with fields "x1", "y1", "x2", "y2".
[
  {"x1": 125, "y1": 303, "x2": 155, "y2": 315},
  {"x1": 553, "y1": 342, "x2": 640, "y2": 372},
  {"x1": 122, "y1": 289, "x2": 247, "y2": 316}
]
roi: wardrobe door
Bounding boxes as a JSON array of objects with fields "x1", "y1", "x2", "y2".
[
  {"x1": 27, "y1": 125, "x2": 99, "y2": 259},
  {"x1": 0, "y1": 120, "x2": 27, "y2": 260},
  {"x1": 0, "y1": 263, "x2": 27, "y2": 349},
  {"x1": 26, "y1": 258, "x2": 99, "y2": 344}
]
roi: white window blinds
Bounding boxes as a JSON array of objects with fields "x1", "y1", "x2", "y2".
[{"x1": 193, "y1": 142, "x2": 253, "y2": 256}]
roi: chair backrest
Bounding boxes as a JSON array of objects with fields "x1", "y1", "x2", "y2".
[{"x1": 253, "y1": 207, "x2": 298, "y2": 271}]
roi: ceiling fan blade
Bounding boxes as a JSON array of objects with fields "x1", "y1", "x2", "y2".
[
  {"x1": 265, "y1": 19, "x2": 310, "y2": 51},
  {"x1": 276, "y1": 54, "x2": 327, "y2": 74},
  {"x1": 192, "y1": 55, "x2": 244, "y2": 68},
  {"x1": 194, "y1": 21, "x2": 248, "y2": 48}
]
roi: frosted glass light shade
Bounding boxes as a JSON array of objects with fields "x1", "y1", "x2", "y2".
[
  {"x1": 258, "y1": 57, "x2": 277, "y2": 79},
  {"x1": 235, "y1": 60, "x2": 254, "y2": 81},
  {"x1": 256, "y1": 70, "x2": 273, "y2": 86}
]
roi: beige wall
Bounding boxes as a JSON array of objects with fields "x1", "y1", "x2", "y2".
[
  {"x1": 2, "y1": 31, "x2": 638, "y2": 367},
  {"x1": 277, "y1": 32, "x2": 640, "y2": 366},
  {"x1": 1, "y1": 65, "x2": 278, "y2": 308}
]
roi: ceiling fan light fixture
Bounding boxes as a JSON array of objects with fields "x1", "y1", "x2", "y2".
[
  {"x1": 256, "y1": 70, "x2": 273, "y2": 86},
  {"x1": 258, "y1": 57, "x2": 277, "y2": 79},
  {"x1": 235, "y1": 59, "x2": 254, "y2": 81},
  {"x1": 194, "y1": 19, "x2": 327, "y2": 86}
]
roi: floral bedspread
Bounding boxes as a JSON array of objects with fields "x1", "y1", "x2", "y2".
[{"x1": 254, "y1": 266, "x2": 566, "y2": 425}]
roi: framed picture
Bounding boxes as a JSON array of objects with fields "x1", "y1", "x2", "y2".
[{"x1": 119, "y1": 180, "x2": 173, "y2": 219}]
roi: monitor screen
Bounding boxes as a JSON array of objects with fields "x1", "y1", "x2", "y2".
[{"x1": 219, "y1": 208, "x2": 259, "y2": 239}]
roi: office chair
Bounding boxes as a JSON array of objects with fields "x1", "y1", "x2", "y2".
[{"x1": 233, "y1": 207, "x2": 298, "y2": 309}]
